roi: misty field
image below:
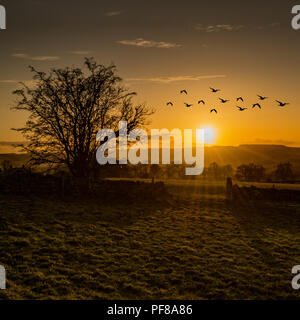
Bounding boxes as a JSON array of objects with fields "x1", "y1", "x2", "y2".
[{"x1": 1, "y1": 180, "x2": 300, "y2": 300}]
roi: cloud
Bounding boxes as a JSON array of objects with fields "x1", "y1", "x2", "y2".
[
  {"x1": 269, "y1": 22, "x2": 280, "y2": 28},
  {"x1": 12, "y1": 53, "x2": 60, "y2": 61},
  {"x1": 0, "y1": 80, "x2": 18, "y2": 84},
  {"x1": 195, "y1": 24, "x2": 244, "y2": 32},
  {"x1": 31, "y1": 56, "x2": 60, "y2": 61},
  {"x1": 11, "y1": 53, "x2": 28, "y2": 58},
  {"x1": 126, "y1": 75, "x2": 226, "y2": 83},
  {"x1": 0, "y1": 79, "x2": 37, "y2": 88},
  {"x1": 253, "y1": 138, "x2": 299, "y2": 146},
  {"x1": 195, "y1": 23, "x2": 280, "y2": 33},
  {"x1": 69, "y1": 51, "x2": 92, "y2": 55},
  {"x1": 0, "y1": 141, "x2": 26, "y2": 146},
  {"x1": 117, "y1": 38, "x2": 182, "y2": 49},
  {"x1": 105, "y1": 11, "x2": 122, "y2": 17},
  {"x1": 255, "y1": 22, "x2": 281, "y2": 30}
]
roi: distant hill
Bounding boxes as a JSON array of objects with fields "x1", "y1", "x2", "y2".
[
  {"x1": 204, "y1": 145, "x2": 300, "y2": 174},
  {"x1": 0, "y1": 141, "x2": 25, "y2": 154},
  {"x1": 1, "y1": 144, "x2": 300, "y2": 174},
  {"x1": 0, "y1": 153, "x2": 29, "y2": 168}
]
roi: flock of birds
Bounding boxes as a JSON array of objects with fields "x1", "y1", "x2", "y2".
[{"x1": 166, "y1": 87, "x2": 290, "y2": 114}]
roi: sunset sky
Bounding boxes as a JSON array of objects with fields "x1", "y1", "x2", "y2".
[{"x1": 0, "y1": 0, "x2": 299, "y2": 146}]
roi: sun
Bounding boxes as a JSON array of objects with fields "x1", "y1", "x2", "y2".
[{"x1": 202, "y1": 127, "x2": 217, "y2": 145}]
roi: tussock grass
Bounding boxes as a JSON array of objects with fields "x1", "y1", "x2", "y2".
[{"x1": 0, "y1": 181, "x2": 300, "y2": 299}]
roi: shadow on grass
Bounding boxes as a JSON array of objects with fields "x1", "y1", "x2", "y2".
[{"x1": 228, "y1": 199, "x2": 300, "y2": 235}]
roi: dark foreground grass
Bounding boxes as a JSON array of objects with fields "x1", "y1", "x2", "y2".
[{"x1": 0, "y1": 184, "x2": 300, "y2": 299}]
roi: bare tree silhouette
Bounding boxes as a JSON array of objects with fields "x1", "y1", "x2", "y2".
[
  {"x1": 274, "y1": 162, "x2": 295, "y2": 182},
  {"x1": 235, "y1": 163, "x2": 265, "y2": 182},
  {"x1": 12, "y1": 58, "x2": 153, "y2": 179}
]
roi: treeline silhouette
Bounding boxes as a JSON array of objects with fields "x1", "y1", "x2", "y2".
[
  {"x1": 0, "y1": 160, "x2": 168, "y2": 203},
  {"x1": 0, "y1": 160, "x2": 299, "y2": 183},
  {"x1": 2, "y1": 159, "x2": 295, "y2": 185},
  {"x1": 1, "y1": 160, "x2": 298, "y2": 206},
  {"x1": 96, "y1": 161, "x2": 297, "y2": 183}
]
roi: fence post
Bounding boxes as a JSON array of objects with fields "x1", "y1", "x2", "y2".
[{"x1": 226, "y1": 177, "x2": 233, "y2": 201}]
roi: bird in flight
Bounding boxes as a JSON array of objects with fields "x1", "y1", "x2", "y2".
[
  {"x1": 276, "y1": 100, "x2": 289, "y2": 107},
  {"x1": 198, "y1": 100, "x2": 205, "y2": 105},
  {"x1": 210, "y1": 87, "x2": 220, "y2": 93},
  {"x1": 237, "y1": 97, "x2": 244, "y2": 102},
  {"x1": 257, "y1": 95, "x2": 268, "y2": 100},
  {"x1": 252, "y1": 103, "x2": 261, "y2": 109},
  {"x1": 185, "y1": 103, "x2": 193, "y2": 108},
  {"x1": 166, "y1": 102, "x2": 173, "y2": 106},
  {"x1": 180, "y1": 90, "x2": 188, "y2": 95},
  {"x1": 237, "y1": 106, "x2": 247, "y2": 111},
  {"x1": 210, "y1": 109, "x2": 218, "y2": 114},
  {"x1": 219, "y1": 98, "x2": 230, "y2": 103}
]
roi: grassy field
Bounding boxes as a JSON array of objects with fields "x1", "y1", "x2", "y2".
[{"x1": 1, "y1": 180, "x2": 300, "y2": 299}]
